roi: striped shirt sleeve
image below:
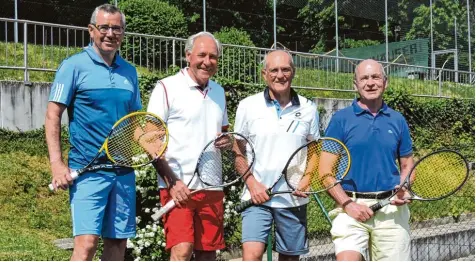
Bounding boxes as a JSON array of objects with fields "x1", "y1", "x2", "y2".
[{"x1": 49, "y1": 60, "x2": 76, "y2": 106}]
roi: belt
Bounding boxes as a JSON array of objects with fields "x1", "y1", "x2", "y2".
[{"x1": 344, "y1": 190, "x2": 395, "y2": 200}]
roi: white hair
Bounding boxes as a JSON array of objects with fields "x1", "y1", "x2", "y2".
[
  {"x1": 90, "y1": 4, "x2": 126, "y2": 26},
  {"x1": 263, "y1": 49, "x2": 295, "y2": 71},
  {"x1": 185, "y1": 32, "x2": 222, "y2": 57}
]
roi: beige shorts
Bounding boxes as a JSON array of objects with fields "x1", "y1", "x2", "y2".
[{"x1": 329, "y1": 197, "x2": 411, "y2": 261}]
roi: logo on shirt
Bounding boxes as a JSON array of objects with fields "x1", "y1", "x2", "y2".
[{"x1": 388, "y1": 130, "x2": 393, "y2": 134}]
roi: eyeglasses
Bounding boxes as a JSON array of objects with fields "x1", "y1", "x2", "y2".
[
  {"x1": 91, "y1": 24, "x2": 124, "y2": 35},
  {"x1": 357, "y1": 75, "x2": 384, "y2": 84},
  {"x1": 267, "y1": 67, "x2": 293, "y2": 77}
]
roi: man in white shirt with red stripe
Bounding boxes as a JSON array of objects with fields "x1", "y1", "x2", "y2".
[{"x1": 147, "y1": 32, "x2": 228, "y2": 261}]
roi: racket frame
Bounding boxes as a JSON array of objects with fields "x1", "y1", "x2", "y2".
[
  {"x1": 370, "y1": 149, "x2": 470, "y2": 212},
  {"x1": 48, "y1": 111, "x2": 169, "y2": 191},
  {"x1": 152, "y1": 132, "x2": 255, "y2": 220},
  {"x1": 235, "y1": 137, "x2": 351, "y2": 212}
]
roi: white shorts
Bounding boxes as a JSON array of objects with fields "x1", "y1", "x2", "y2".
[{"x1": 329, "y1": 197, "x2": 411, "y2": 261}]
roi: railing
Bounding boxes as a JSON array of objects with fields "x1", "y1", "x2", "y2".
[{"x1": 0, "y1": 17, "x2": 474, "y2": 98}]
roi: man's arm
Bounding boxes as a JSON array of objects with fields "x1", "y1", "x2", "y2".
[
  {"x1": 323, "y1": 114, "x2": 373, "y2": 222},
  {"x1": 391, "y1": 155, "x2": 414, "y2": 206},
  {"x1": 45, "y1": 102, "x2": 72, "y2": 190}
]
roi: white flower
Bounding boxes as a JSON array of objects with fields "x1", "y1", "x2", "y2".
[
  {"x1": 152, "y1": 227, "x2": 157, "y2": 232},
  {"x1": 144, "y1": 241, "x2": 151, "y2": 247},
  {"x1": 146, "y1": 224, "x2": 151, "y2": 229},
  {"x1": 231, "y1": 186, "x2": 236, "y2": 191},
  {"x1": 134, "y1": 257, "x2": 141, "y2": 261},
  {"x1": 144, "y1": 208, "x2": 150, "y2": 214},
  {"x1": 136, "y1": 216, "x2": 141, "y2": 224},
  {"x1": 228, "y1": 201, "x2": 233, "y2": 206},
  {"x1": 126, "y1": 239, "x2": 135, "y2": 248},
  {"x1": 161, "y1": 242, "x2": 166, "y2": 247},
  {"x1": 137, "y1": 240, "x2": 143, "y2": 246}
]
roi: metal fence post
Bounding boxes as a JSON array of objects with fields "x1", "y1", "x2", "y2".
[
  {"x1": 23, "y1": 22, "x2": 29, "y2": 83},
  {"x1": 172, "y1": 39, "x2": 176, "y2": 68}
]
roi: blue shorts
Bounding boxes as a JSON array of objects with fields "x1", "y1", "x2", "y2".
[
  {"x1": 69, "y1": 169, "x2": 136, "y2": 238},
  {"x1": 241, "y1": 205, "x2": 309, "y2": 256}
]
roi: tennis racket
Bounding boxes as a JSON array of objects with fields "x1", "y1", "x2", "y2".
[
  {"x1": 151, "y1": 132, "x2": 255, "y2": 221},
  {"x1": 370, "y1": 149, "x2": 470, "y2": 212},
  {"x1": 235, "y1": 137, "x2": 351, "y2": 212},
  {"x1": 48, "y1": 112, "x2": 168, "y2": 191}
]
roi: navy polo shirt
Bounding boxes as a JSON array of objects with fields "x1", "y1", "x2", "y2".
[
  {"x1": 49, "y1": 44, "x2": 141, "y2": 169},
  {"x1": 325, "y1": 99, "x2": 413, "y2": 192}
]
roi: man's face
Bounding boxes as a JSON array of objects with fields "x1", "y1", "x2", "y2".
[
  {"x1": 354, "y1": 61, "x2": 387, "y2": 101},
  {"x1": 262, "y1": 51, "x2": 294, "y2": 95},
  {"x1": 186, "y1": 36, "x2": 219, "y2": 86},
  {"x1": 88, "y1": 10, "x2": 124, "y2": 56}
]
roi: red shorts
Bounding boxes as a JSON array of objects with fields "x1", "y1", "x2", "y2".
[{"x1": 159, "y1": 189, "x2": 225, "y2": 251}]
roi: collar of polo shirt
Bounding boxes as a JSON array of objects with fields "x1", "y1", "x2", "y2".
[
  {"x1": 182, "y1": 67, "x2": 210, "y2": 91},
  {"x1": 263, "y1": 87, "x2": 300, "y2": 106},
  {"x1": 352, "y1": 98, "x2": 390, "y2": 116},
  {"x1": 85, "y1": 43, "x2": 121, "y2": 68}
]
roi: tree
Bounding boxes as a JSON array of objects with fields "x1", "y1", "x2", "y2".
[{"x1": 405, "y1": 0, "x2": 474, "y2": 71}]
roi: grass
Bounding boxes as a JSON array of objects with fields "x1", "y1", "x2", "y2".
[{"x1": 0, "y1": 128, "x2": 72, "y2": 260}]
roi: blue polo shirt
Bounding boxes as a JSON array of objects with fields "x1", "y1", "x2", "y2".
[
  {"x1": 49, "y1": 44, "x2": 141, "y2": 169},
  {"x1": 325, "y1": 99, "x2": 413, "y2": 192}
]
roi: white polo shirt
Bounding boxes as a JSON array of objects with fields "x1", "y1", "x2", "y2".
[
  {"x1": 147, "y1": 68, "x2": 229, "y2": 189},
  {"x1": 234, "y1": 88, "x2": 320, "y2": 208}
]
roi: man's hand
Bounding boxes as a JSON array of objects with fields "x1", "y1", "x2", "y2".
[
  {"x1": 50, "y1": 160, "x2": 73, "y2": 191},
  {"x1": 137, "y1": 130, "x2": 165, "y2": 159},
  {"x1": 169, "y1": 179, "x2": 191, "y2": 207},
  {"x1": 292, "y1": 189, "x2": 309, "y2": 198},
  {"x1": 390, "y1": 185, "x2": 411, "y2": 206},
  {"x1": 214, "y1": 133, "x2": 232, "y2": 150},
  {"x1": 247, "y1": 178, "x2": 270, "y2": 205},
  {"x1": 344, "y1": 201, "x2": 374, "y2": 222}
]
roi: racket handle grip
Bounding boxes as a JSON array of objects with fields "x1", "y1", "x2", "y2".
[
  {"x1": 235, "y1": 199, "x2": 253, "y2": 213},
  {"x1": 369, "y1": 199, "x2": 390, "y2": 212},
  {"x1": 151, "y1": 200, "x2": 176, "y2": 221},
  {"x1": 48, "y1": 170, "x2": 79, "y2": 191}
]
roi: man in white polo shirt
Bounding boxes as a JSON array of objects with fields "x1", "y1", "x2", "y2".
[
  {"x1": 147, "y1": 32, "x2": 228, "y2": 261},
  {"x1": 234, "y1": 50, "x2": 320, "y2": 260}
]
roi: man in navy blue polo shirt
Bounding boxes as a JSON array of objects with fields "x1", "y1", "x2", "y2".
[
  {"x1": 45, "y1": 4, "x2": 140, "y2": 260},
  {"x1": 325, "y1": 59, "x2": 414, "y2": 261}
]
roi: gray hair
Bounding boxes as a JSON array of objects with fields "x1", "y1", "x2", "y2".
[
  {"x1": 263, "y1": 49, "x2": 295, "y2": 71},
  {"x1": 185, "y1": 32, "x2": 222, "y2": 57},
  {"x1": 354, "y1": 59, "x2": 387, "y2": 81},
  {"x1": 90, "y1": 4, "x2": 126, "y2": 26}
]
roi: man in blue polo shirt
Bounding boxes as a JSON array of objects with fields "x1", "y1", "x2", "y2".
[
  {"x1": 325, "y1": 59, "x2": 414, "y2": 261},
  {"x1": 45, "y1": 4, "x2": 140, "y2": 260}
]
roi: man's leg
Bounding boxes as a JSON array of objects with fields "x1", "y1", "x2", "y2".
[
  {"x1": 370, "y1": 204, "x2": 411, "y2": 261},
  {"x1": 69, "y1": 172, "x2": 113, "y2": 261},
  {"x1": 170, "y1": 243, "x2": 194, "y2": 261},
  {"x1": 241, "y1": 205, "x2": 273, "y2": 261},
  {"x1": 101, "y1": 238, "x2": 127, "y2": 261},
  {"x1": 159, "y1": 189, "x2": 196, "y2": 261},
  {"x1": 329, "y1": 203, "x2": 371, "y2": 261},
  {"x1": 193, "y1": 191, "x2": 226, "y2": 261},
  {"x1": 101, "y1": 173, "x2": 136, "y2": 260},
  {"x1": 71, "y1": 235, "x2": 99, "y2": 261},
  {"x1": 273, "y1": 206, "x2": 309, "y2": 261},
  {"x1": 243, "y1": 242, "x2": 266, "y2": 261}
]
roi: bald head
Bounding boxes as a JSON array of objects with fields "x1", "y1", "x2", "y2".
[
  {"x1": 354, "y1": 59, "x2": 387, "y2": 81},
  {"x1": 263, "y1": 50, "x2": 295, "y2": 71}
]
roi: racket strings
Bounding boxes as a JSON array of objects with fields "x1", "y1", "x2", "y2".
[
  {"x1": 107, "y1": 114, "x2": 167, "y2": 166},
  {"x1": 411, "y1": 151, "x2": 468, "y2": 199},
  {"x1": 285, "y1": 139, "x2": 350, "y2": 192},
  {"x1": 197, "y1": 134, "x2": 253, "y2": 187}
]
